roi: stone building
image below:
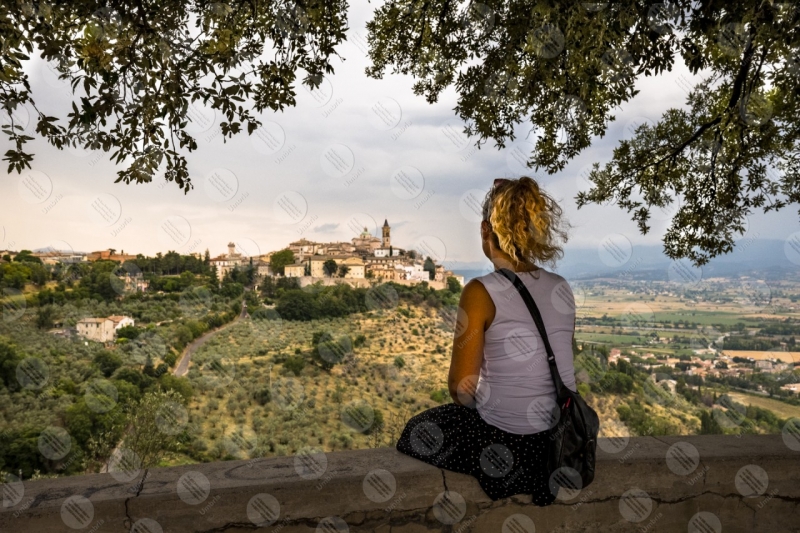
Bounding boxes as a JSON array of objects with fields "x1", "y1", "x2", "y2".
[
  {"x1": 210, "y1": 242, "x2": 246, "y2": 281},
  {"x1": 86, "y1": 249, "x2": 137, "y2": 262},
  {"x1": 76, "y1": 315, "x2": 134, "y2": 343},
  {"x1": 284, "y1": 263, "x2": 307, "y2": 277},
  {"x1": 351, "y1": 227, "x2": 382, "y2": 253}
]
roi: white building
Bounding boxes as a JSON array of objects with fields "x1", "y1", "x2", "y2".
[
  {"x1": 401, "y1": 263, "x2": 429, "y2": 282},
  {"x1": 374, "y1": 247, "x2": 402, "y2": 258},
  {"x1": 781, "y1": 383, "x2": 800, "y2": 395},
  {"x1": 210, "y1": 242, "x2": 246, "y2": 281},
  {"x1": 76, "y1": 315, "x2": 134, "y2": 343}
]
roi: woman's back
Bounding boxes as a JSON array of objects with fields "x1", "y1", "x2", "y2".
[{"x1": 473, "y1": 268, "x2": 577, "y2": 435}]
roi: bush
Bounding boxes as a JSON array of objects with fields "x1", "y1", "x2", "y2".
[
  {"x1": 594, "y1": 371, "x2": 634, "y2": 394},
  {"x1": 254, "y1": 387, "x2": 271, "y2": 405},
  {"x1": 429, "y1": 387, "x2": 449, "y2": 403},
  {"x1": 164, "y1": 351, "x2": 178, "y2": 368},
  {"x1": 116, "y1": 325, "x2": 141, "y2": 340},
  {"x1": 284, "y1": 355, "x2": 306, "y2": 376},
  {"x1": 93, "y1": 350, "x2": 123, "y2": 378}
]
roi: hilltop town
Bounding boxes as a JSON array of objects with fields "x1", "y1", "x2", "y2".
[
  {"x1": 0, "y1": 220, "x2": 464, "y2": 291},
  {"x1": 208, "y1": 219, "x2": 464, "y2": 289},
  {"x1": 0, "y1": 219, "x2": 465, "y2": 292}
]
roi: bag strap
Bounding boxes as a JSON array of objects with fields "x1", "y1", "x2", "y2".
[{"x1": 496, "y1": 268, "x2": 568, "y2": 400}]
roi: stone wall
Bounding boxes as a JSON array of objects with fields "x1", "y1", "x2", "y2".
[{"x1": 1, "y1": 434, "x2": 798, "y2": 532}]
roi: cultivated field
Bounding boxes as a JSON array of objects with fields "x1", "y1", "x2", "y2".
[{"x1": 722, "y1": 350, "x2": 800, "y2": 363}]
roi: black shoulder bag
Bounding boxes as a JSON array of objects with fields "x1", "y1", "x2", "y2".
[{"x1": 497, "y1": 268, "x2": 600, "y2": 490}]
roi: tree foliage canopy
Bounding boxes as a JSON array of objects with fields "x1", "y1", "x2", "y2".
[
  {"x1": 1, "y1": 0, "x2": 348, "y2": 191},
  {"x1": 366, "y1": 0, "x2": 799, "y2": 265},
  {"x1": 2, "y1": 0, "x2": 798, "y2": 265}
]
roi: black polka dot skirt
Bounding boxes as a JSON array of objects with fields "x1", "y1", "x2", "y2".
[{"x1": 396, "y1": 403, "x2": 557, "y2": 506}]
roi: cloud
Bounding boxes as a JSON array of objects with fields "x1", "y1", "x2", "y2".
[{"x1": 312, "y1": 223, "x2": 340, "y2": 234}]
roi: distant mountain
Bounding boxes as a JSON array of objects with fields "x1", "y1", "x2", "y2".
[{"x1": 451, "y1": 239, "x2": 798, "y2": 282}]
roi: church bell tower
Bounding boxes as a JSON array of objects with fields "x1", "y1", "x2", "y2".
[{"x1": 382, "y1": 218, "x2": 391, "y2": 248}]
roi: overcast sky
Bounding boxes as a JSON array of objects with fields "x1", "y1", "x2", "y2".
[{"x1": 1, "y1": 3, "x2": 797, "y2": 273}]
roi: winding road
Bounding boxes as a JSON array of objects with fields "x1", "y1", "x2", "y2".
[
  {"x1": 173, "y1": 298, "x2": 248, "y2": 377},
  {"x1": 100, "y1": 297, "x2": 249, "y2": 472}
]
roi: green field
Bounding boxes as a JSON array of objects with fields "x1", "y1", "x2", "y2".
[
  {"x1": 727, "y1": 392, "x2": 800, "y2": 420},
  {"x1": 575, "y1": 332, "x2": 651, "y2": 345},
  {"x1": 649, "y1": 311, "x2": 758, "y2": 326}
]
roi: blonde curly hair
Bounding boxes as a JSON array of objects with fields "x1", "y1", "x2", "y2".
[{"x1": 481, "y1": 176, "x2": 570, "y2": 268}]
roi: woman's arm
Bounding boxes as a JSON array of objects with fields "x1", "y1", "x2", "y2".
[{"x1": 448, "y1": 279, "x2": 494, "y2": 406}]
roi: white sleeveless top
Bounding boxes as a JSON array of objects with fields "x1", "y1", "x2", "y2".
[{"x1": 473, "y1": 268, "x2": 577, "y2": 435}]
